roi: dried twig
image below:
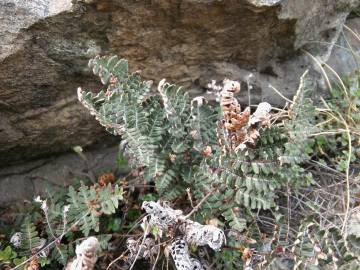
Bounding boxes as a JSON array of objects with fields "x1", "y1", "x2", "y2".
[{"x1": 185, "y1": 190, "x2": 214, "y2": 219}]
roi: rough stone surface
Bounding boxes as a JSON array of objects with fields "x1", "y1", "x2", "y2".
[
  {"x1": 0, "y1": 0, "x2": 359, "y2": 202},
  {"x1": 327, "y1": 17, "x2": 360, "y2": 76},
  {"x1": 0, "y1": 142, "x2": 123, "y2": 204}
]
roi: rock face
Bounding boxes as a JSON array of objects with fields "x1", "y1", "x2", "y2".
[
  {"x1": 0, "y1": 141, "x2": 123, "y2": 205},
  {"x1": 0, "y1": 0, "x2": 359, "y2": 201}
]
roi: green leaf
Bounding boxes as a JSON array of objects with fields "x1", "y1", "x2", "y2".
[
  {"x1": 0, "y1": 246, "x2": 17, "y2": 262},
  {"x1": 252, "y1": 163, "x2": 260, "y2": 174}
]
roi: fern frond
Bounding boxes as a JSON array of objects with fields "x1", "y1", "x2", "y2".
[
  {"x1": 190, "y1": 98, "x2": 218, "y2": 150},
  {"x1": 157, "y1": 79, "x2": 192, "y2": 140},
  {"x1": 67, "y1": 183, "x2": 124, "y2": 236},
  {"x1": 292, "y1": 222, "x2": 360, "y2": 269},
  {"x1": 89, "y1": 55, "x2": 128, "y2": 84},
  {"x1": 222, "y1": 208, "x2": 247, "y2": 232},
  {"x1": 51, "y1": 243, "x2": 69, "y2": 265},
  {"x1": 20, "y1": 217, "x2": 40, "y2": 253}
]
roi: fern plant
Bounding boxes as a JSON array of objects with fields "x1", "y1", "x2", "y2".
[
  {"x1": 289, "y1": 221, "x2": 360, "y2": 269},
  {"x1": 78, "y1": 55, "x2": 218, "y2": 200},
  {"x1": 6, "y1": 181, "x2": 124, "y2": 268},
  {"x1": 78, "y1": 55, "x2": 316, "y2": 237}
]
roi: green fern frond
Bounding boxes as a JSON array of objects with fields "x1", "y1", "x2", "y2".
[
  {"x1": 157, "y1": 79, "x2": 191, "y2": 137},
  {"x1": 222, "y1": 208, "x2": 247, "y2": 232},
  {"x1": 51, "y1": 243, "x2": 69, "y2": 265},
  {"x1": 291, "y1": 222, "x2": 360, "y2": 269},
  {"x1": 20, "y1": 217, "x2": 40, "y2": 253},
  {"x1": 89, "y1": 55, "x2": 128, "y2": 84},
  {"x1": 190, "y1": 99, "x2": 219, "y2": 150},
  {"x1": 67, "y1": 183, "x2": 124, "y2": 236},
  {"x1": 283, "y1": 71, "x2": 318, "y2": 164}
]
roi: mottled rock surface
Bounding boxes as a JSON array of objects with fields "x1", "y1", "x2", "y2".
[
  {"x1": 0, "y1": 0, "x2": 359, "y2": 202},
  {"x1": 0, "y1": 142, "x2": 122, "y2": 205}
]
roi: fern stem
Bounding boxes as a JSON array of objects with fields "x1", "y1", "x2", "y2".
[{"x1": 44, "y1": 210, "x2": 57, "y2": 241}]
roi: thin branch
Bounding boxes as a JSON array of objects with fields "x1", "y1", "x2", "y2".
[
  {"x1": 185, "y1": 190, "x2": 215, "y2": 219},
  {"x1": 129, "y1": 222, "x2": 150, "y2": 270},
  {"x1": 106, "y1": 249, "x2": 129, "y2": 270},
  {"x1": 302, "y1": 49, "x2": 333, "y2": 92},
  {"x1": 344, "y1": 25, "x2": 360, "y2": 43},
  {"x1": 340, "y1": 114, "x2": 352, "y2": 235},
  {"x1": 268, "y1": 85, "x2": 293, "y2": 104},
  {"x1": 186, "y1": 188, "x2": 195, "y2": 208},
  {"x1": 309, "y1": 129, "x2": 360, "y2": 137},
  {"x1": 151, "y1": 238, "x2": 161, "y2": 270}
]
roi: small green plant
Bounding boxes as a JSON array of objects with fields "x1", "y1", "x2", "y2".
[
  {"x1": 1, "y1": 181, "x2": 124, "y2": 269},
  {"x1": 0, "y1": 245, "x2": 26, "y2": 269},
  {"x1": 77, "y1": 55, "x2": 320, "y2": 268}
]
